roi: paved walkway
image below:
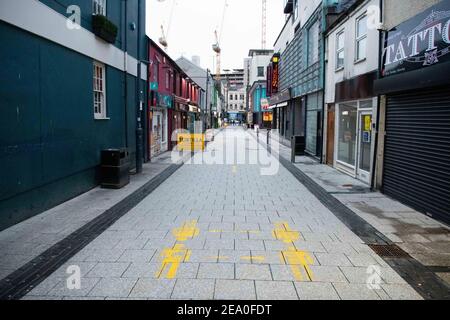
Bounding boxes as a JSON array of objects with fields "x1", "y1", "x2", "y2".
[
  {"x1": 0, "y1": 154, "x2": 174, "y2": 281},
  {"x1": 19, "y1": 128, "x2": 424, "y2": 300},
  {"x1": 257, "y1": 128, "x2": 450, "y2": 287}
]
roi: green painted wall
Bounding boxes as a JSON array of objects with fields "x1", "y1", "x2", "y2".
[{"x1": 0, "y1": 16, "x2": 145, "y2": 230}]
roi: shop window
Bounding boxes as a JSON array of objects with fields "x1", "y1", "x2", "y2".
[
  {"x1": 336, "y1": 30, "x2": 345, "y2": 70},
  {"x1": 337, "y1": 102, "x2": 358, "y2": 167},
  {"x1": 93, "y1": 61, "x2": 107, "y2": 119},
  {"x1": 356, "y1": 14, "x2": 368, "y2": 61}
]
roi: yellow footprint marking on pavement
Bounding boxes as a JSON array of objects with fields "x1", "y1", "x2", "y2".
[
  {"x1": 272, "y1": 222, "x2": 301, "y2": 243},
  {"x1": 172, "y1": 220, "x2": 200, "y2": 241},
  {"x1": 156, "y1": 244, "x2": 190, "y2": 279},
  {"x1": 272, "y1": 222, "x2": 314, "y2": 281},
  {"x1": 157, "y1": 220, "x2": 200, "y2": 279},
  {"x1": 282, "y1": 249, "x2": 314, "y2": 281},
  {"x1": 232, "y1": 165, "x2": 237, "y2": 174}
]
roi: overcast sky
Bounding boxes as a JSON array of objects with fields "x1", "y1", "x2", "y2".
[{"x1": 146, "y1": 0, "x2": 286, "y2": 71}]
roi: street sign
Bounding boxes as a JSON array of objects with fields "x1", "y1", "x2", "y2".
[{"x1": 150, "y1": 82, "x2": 159, "y2": 91}]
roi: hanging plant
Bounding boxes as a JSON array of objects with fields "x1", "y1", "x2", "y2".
[{"x1": 92, "y1": 14, "x2": 118, "y2": 44}]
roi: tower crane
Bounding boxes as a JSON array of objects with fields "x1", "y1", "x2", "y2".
[
  {"x1": 262, "y1": 0, "x2": 267, "y2": 49},
  {"x1": 158, "y1": 0, "x2": 177, "y2": 50},
  {"x1": 212, "y1": 0, "x2": 228, "y2": 81}
]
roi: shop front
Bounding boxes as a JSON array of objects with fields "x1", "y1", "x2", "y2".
[
  {"x1": 149, "y1": 92, "x2": 172, "y2": 158},
  {"x1": 169, "y1": 97, "x2": 189, "y2": 150},
  {"x1": 331, "y1": 71, "x2": 378, "y2": 184},
  {"x1": 305, "y1": 92, "x2": 323, "y2": 158},
  {"x1": 374, "y1": 0, "x2": 450, "y2": 224},
  {"x1": 334, "y1": 98, "x2": 376, "y2": 184},
  {"x1": 268, "y1": 89, "x2": 291, "y2": 146}
]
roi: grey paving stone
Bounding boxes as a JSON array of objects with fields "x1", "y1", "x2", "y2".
[
  {"x1": 46, "y1": 277, "x2": 101, "y2": 297},
  {"x1": 321, "y1": 242, "x2": 358, "y2": 255},
  {"x1": 118, "y1": 249, "x2": 156, "y2": 263},
  {"x1": 214, "y1": 280, "x2": 256, "y2": 300},
  {"x1": 114, "y1": 239, "x2": 149, "y2": 250},
  {"x1": 332, "y1": 283, "x2": 381, "y2": 300},
  {"x1": 122, "y1": 262, "x2": 161, "y2": 278},
  {"x1": 186, "y1": 250, "x2": 220, "y2": 263},
  {"x1": 198, "y1": 263, "x2": 235, "y2": 280},
  {"x1": 293, "y1": 241, "x2": 327, "y2": 253},
  {"x1": 235, "y1": 240, "x2": 265, "y2": 251},
  {"x1": 81, "y1": 249, "x2": 126, "y2": 262},
  {"x1": 315, "y1": 253, "x2": 353, "y2": 267},
  {"x1": 129, "y1": 279, "x2": 176, "y2": 299},
  {"x1": 264, "y1": 240, "x2": 290, "y2": 251},
  {"x1": 89, "y1": 278, "x2": 137, "y2": 298},
  {"x1": 255, "y1": 281, "x2": 299, "y2": 300},
  {"x1": 308, "y1": 266, "x2": 348, "y2": 283},
  {"x1": 86, "y1": 262, "x2": 130, "y2": 278},
  {"x1": 204, "y1": 239, "x2": 235, "y2": 250},
  {"x1": 295, "y1": 282, "x2": 340, "y2": 300},
  {"x1": 381, "y1": 284, "x2": 423, "y2": 300},
  {"x1": 171, "y1": 279, "x2": 215, "y2": 300},
  {"x1": 346, "y1": 253, "x2": 380, "y2": 267},
  {"x1": 236, "y1": 264, "x2": 272, "y2": 281}
]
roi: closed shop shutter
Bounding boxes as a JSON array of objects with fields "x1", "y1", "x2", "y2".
[{"x1": 383, "y1": 86, "x2": 450, "y2": 224}]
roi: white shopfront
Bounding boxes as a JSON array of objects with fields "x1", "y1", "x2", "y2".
[{"x1": 334, "y1": 97, "x2": 376, "y2": 184}]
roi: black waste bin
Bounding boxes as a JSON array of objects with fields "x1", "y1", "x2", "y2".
[
  {"x1": 291, "y1": 136, "x2": 305, "y2": 163},
  {"x1": 100, "y1": 148, "x2": 130, "y2": 189}
]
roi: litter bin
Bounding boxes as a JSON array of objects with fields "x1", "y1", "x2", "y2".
[
  {"x1": 100, "y1": 148, "x2": 130, "y2": 189},
  {"x1": 291, "y1": 136, "x2": 305, "y2": 163}
]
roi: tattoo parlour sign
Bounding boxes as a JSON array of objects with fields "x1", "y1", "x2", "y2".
[{"x1": 382, "y1": 0, "x2": 450, "y2": 77}]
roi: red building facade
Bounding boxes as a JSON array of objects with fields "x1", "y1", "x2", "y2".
[{"x1": 148, "y1": 38, "x2": 202, "y2": 157}]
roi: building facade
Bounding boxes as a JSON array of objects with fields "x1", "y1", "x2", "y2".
[
  {"x1": 176, "y1": 56, "x2": 216, "y2": 129},
  {"x1": 0, "y1": 0, "x2": 147, "y2": 231},
  {"x1": 226, "y1": 86, "x2": 247, "y2": 123},
  {"x1": 323, "y1": 0, "x2": 380, "y2": 184},
  {"x1": 272, "y1": 0, "x2": 326, "y2": 156},
  {"x1": 374, "y1": 0, "x2": 450, "y2": 224},
  {"x1": 246, "y1": 49, "x2": 274, "y2": 127}
]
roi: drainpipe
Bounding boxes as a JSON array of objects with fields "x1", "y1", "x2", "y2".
[
  {"x1": 123, "y1": 0, "x2": 129, "y2": 149},
  {"x1": 319, "y1": 3, "x2": 327, "y2": 164},
  {"x1": 136, "y1": 0, "x2": 144, "y2": 173},
  {"x1": 370, "y1": 0, "x2": 384, "y2": 191}
]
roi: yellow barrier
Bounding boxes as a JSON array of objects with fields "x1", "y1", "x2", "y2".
[{"x1": 177, "y1": 134, "x2": 205, "y2": 151}]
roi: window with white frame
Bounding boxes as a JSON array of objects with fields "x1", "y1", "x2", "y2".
[
  {"x1": 93, "y1": 61, "x2": 107, "y2": 119},
  {"x1": 93, "y1": 0, "x2": 107, "y2": 16},
  {"x1": 356, "y1": 14, "x2": 368, "y2": 61},
  {"x1": 336, "y1": 30, "x2": 345, "y2": 70}
]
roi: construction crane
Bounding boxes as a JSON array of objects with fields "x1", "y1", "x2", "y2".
[
  {"x1": 212, "y1": 0, "x2": 228, "y2": 81},
  {"x1": 158, "y1": 0, "x2": 177, "y2": 50},
  {"x1": 262, "y1": 0, "x2": 267, "y2": 49}
]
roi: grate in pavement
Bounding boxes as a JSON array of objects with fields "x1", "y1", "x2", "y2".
[{"x1": 368, "y1": 244, "x2": 411, "y2": 258}]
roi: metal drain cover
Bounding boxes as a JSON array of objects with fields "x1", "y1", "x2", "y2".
[{"x1": 368, "y1": 244, "x2": 410, "y2": 258}]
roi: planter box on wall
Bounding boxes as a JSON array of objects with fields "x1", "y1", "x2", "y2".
[{"x1": 92, "y1": 15, "x2": 118, "y2": 44}]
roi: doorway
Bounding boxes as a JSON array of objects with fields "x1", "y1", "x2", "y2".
[
  {"x1": 326, "y1": 105, "x2": 335, "y2": 166},
  {"x1": 356, "y1": 111, "x2": 372, "y2": 183}
]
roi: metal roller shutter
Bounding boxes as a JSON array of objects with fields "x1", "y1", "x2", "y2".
[{"x1": 383, "y1": 86, "x2": 450, "y2": 224}]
